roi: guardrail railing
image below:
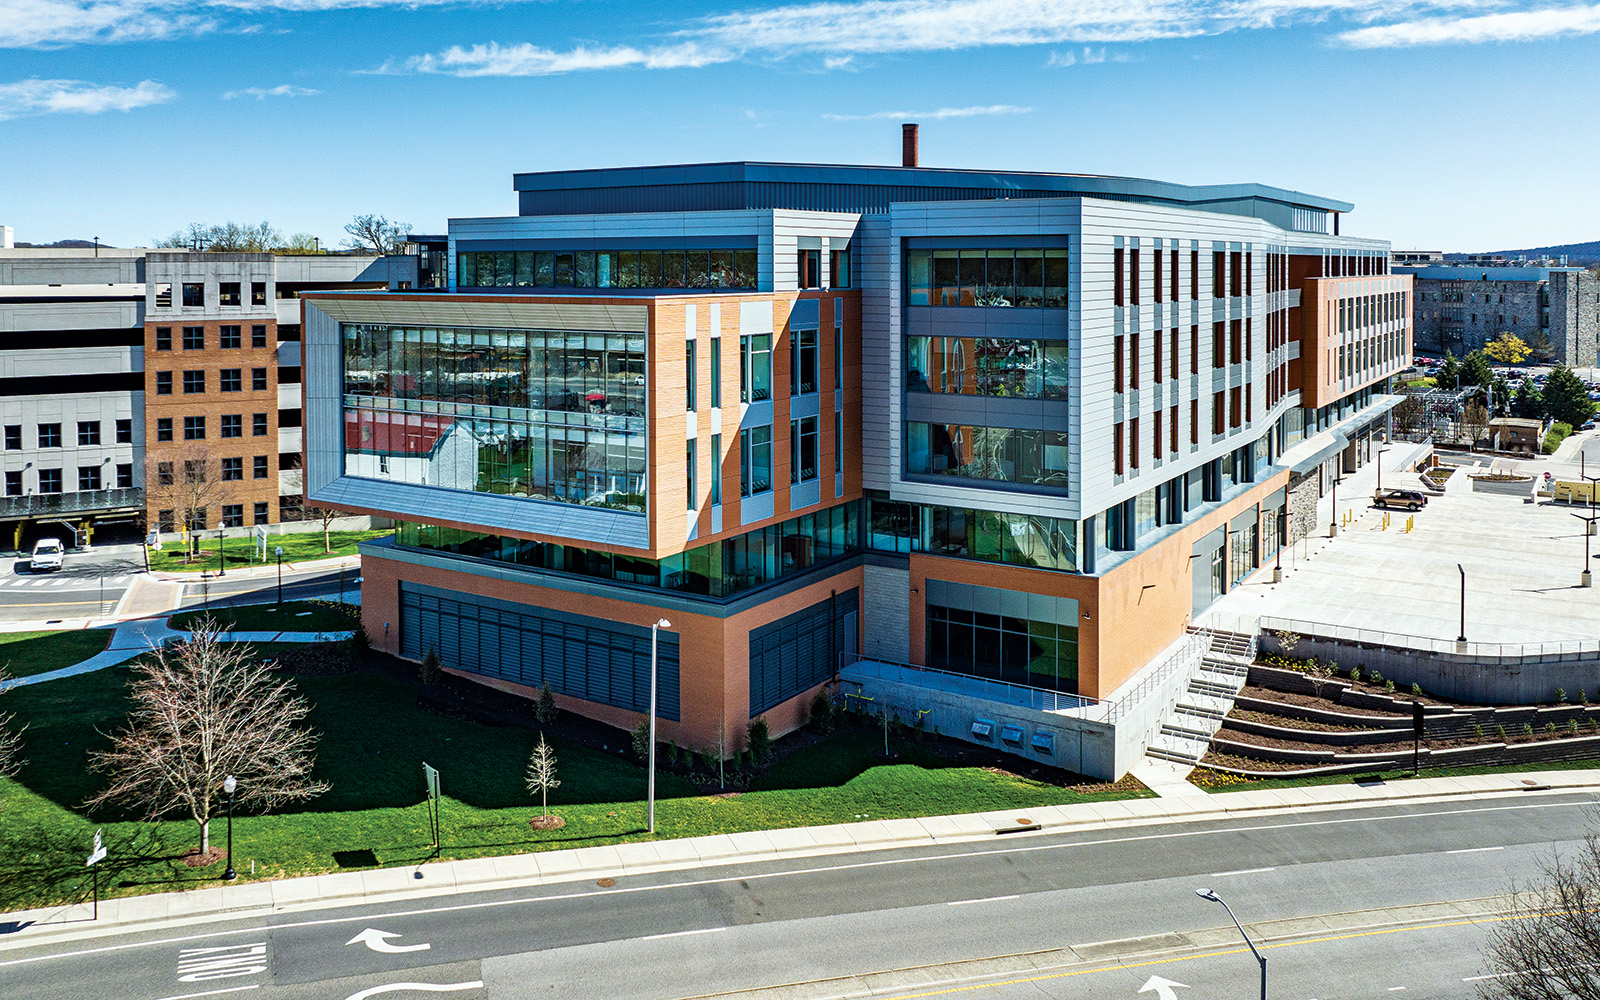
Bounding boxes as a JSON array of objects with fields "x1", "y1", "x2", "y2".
[{"x1": 1259, "y1": 614, "x2": 1600, "y2": 663}]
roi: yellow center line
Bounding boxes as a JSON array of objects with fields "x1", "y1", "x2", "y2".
[{"x1": 869, "y1": 912, "x2": 1532, "y2": 1000}]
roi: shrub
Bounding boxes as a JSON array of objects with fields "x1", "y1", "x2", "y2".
[
  {"x1": 418, "y1": 647, "x2": 442, "y2": 687},
  {"x1": 1523, "y1": 722, "x2": 1535, "y2": 737},
  {"x1": 1556, "y1": 688, "x2": 1568, "y2": 704},
  {"x1": 631, "y1": 721, "x2": 652, "y2": 760},
  {"x1": 809, "y1": 689, "x2": 837, "y2": 733},
  {"x1": 736, "y1": 748, "x2": 749, "y2": 771},
  {"x1": 1583, "y1": 690, "x2": 1591, "y2": 706},
  {"x1": 348, "y1": 621, "x2": 370, "y2": 657},
  {"x1": 746, "y1": 717, "x2": 774, "y2": 766},
  {"x1": 1384, "y1": 680, "x2": 1396, "y2": 693},
  {"x1": 1495, "y1": 724, "x2": 1508, "y2": 740},
  {"x1": 1545, "y1": 722, "x2": 1559, "y2": 735},
  {"x1": 535, "y1": 682, "x2": 557, "y2": 725},
  {"x1": 1473, "y1": 724, "x2": 1484, "y2": 739},
  {"x1": 1349, "y1": 666, "x2": 1361, "y2": 683},
  {"x1": 1411, "y1": 683, "x2": 1423, "y2": 696},
  {"x1": 1370, "y1": 670, "x2": 1384, "y2": 685},
  {"x1": 1592, "y1": 717, "x2": 1599, "y2": 734},
  {"x1": 698, "y1": 748, "x2": 716, "y2": 773},
  {"x1": 1570, "y1": 719, "x2": 1580, "y2": 735}
]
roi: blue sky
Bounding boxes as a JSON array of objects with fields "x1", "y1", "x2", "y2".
[{"x1": 4, "y1": 0, "x2": 1599, "y2": 251}]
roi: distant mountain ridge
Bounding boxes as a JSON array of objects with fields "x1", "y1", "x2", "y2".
[
  {"x1": 13, "y1": 239, "x2": 116, "y2": 249},
  {"x1": 1440, "y1": 240, "x2": 1600, "y2": 265}
]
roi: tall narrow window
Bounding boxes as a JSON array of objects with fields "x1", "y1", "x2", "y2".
[
  {"x1": 710, "y1": 433, "x2": 722, "y2": 505},
  {"x1": 1114, "y1": 335, "x2": 1125, "y2": 392},
  {"x1": 1213, "y1": 251, "x2": 1226, "y2": 298},
  {"x1": 1130, "y1": 417, "x2": 1140, "y2": 469},
  {"x1": 835, "y1": 411, "x2": 844, "y2": 474},
  {"x1": 791, "y1": 329, "x2": 818, "y2": 394},
  {"x1": 1171, "y1": 329, "x2": 1181, "y2": 380},
  {"x1": 686, "y1": 340, "x2": 697, "y2": 410},
  {"x1": 1191, "y1": 400, "x2": 1199, "y2": 443},
  {"x1": 1129, "y1": 250, "x2": 1141, "y2": 306},
  {"x1": 1130, "y1": 332, "x2": 1140, "y2": 389},
  {"x1": 740, "y1": 425, "x2": 772, "y2": 496},
  {"x1": 1190, "y1": 325, "x2": 1199, "y2": 376},
  {"x1": 1213, "y1": 393, "x2": 1225, "y2": 435},
  {"x1": 1113, "y1": 248, "x2": 1125, "y2": 307},
  {"x1": 1213, "y1": 323, "x2": 1225, "y2": 369},
  {"x1": 1230, "y1": 252, "x2": 1243, "y2": 297},
  {"x1": 710, "y1": 338, "x2": 722, "y2": 407},
  {"x1": 1170, "y1": 406, "x2": 1179, "y2": 454},
  {"x1": 1152, "y1": 330, "x2": 1163, "y2": 383},
  {"x1": 1153, "y1": 411, "x2": 1162, "y2": 459},
  {"x1": 1190, "y1": 250, "x2": 1199, "y2": 299},
  {"x1": 834, "y1": 321, "x2": 844, "y2": 390},
  {"x1": 1153, "y1": 249, "x2": 1163, "y2": 303},
  {"x1": 687, "y1": 439, "x2": 697, "y2": 510},
  {"x1": 1171, "y1": 251, "x2": 1180, "y2": 304},
  {"x1": 1114, "y1": 422, "x2": 1125, "y2": 475},
  {"x1": 791, "y1": 416, "x2": 818, "y2": 483},
  {"x1": 797, "y1": 249, "x2": 821, "y2": 289}
]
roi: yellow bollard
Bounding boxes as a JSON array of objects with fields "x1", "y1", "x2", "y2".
[{"x1": 1407, "y1": 515, "x2": 1414, "y2": 533}]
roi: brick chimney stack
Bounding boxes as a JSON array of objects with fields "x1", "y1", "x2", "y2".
[{"x1": 901, "y1": 123, "x2": 919, "y2": 168}]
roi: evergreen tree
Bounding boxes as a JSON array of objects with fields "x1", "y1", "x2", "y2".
[
  {"x1": 1512, "y1": 380, "x2": 1546, "y2": 420},
  {"x1": 1543, "y1": 365, "x2": 1597, "y2": 428},
  {"x1": 1435, "y1": 351, "x2": 1460, "y2": 389},
  {"x1": 1458, "y1": 349, "x2": 1495, "y2": 389}
]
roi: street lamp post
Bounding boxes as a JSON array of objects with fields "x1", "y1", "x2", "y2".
[
  {"x1": 1376, "y1": 445, "x2": 1392, "y2": 493},
  {"x1": 222, "y1": 775, "x2": 237, "y2": 880},
  {"x1": 647, "y1": 618, "x2": 671, "y2": 834},
  {"x1": 1329, "y1": 474, "x2": 1345, "y2": 537},
  {"x1": 274, "y1": 546, "x2": 284, "y2": 604},
  {"x1": 1197, "y1": 888, "x2": 1265, "y2": 1000},
  {"x1": 1457, "y1": 563, "x2": 1467, "y2": 644},
  {"x1": 217, "y1": 528, "x2": 226, "y2": 577}
]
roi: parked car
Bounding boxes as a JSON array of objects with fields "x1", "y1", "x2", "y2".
[
  {"x1": 29, "y1": 538, "x2": 65, "y2": 572},
  {"x1": 1374, "y1": 489, "x2": 1428, "y2": 511}
]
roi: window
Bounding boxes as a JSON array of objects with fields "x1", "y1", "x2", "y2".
[
  {"x1": 183, "y1": 370, "x2": 205, "y2": 394},
  {"x1": 830, "y1": 247, "x2": 851, "y2": 288},
  {"x1": 221, "y1": 368, "x2": 242, "y2": 392},
  {"x1": 1114, "y1": 422, "x2": 1125, "y2": 475},
  {"x1": 457, "y1": 248, "x2": 756, "y2": 290},
  {"x1": 184, "y1": 459, "x2": 206, "y2": 484},
  {"x1": 1190, "y1": 250, "x2": 1199, "y2": 299},
  {"x1": 251, "y1": 282, "x2": 267, "y2": 306},
  {"x1": 1213, "y1": 251, "x2": 1225, "y2": 298},
  {"x1": 797, "y1": 249, "x2": 821, "y2": 289},
  {"x1": 1189, "y1": 325, "x2": 1198, "y2": 377},
  {"x1": 219, "y1": 282, "x2": 241, "y2": 307},
  {"x1": 157, "y1": 509, "x2": 175, "y2": 532},
  {"x1": 834, "y1": 321, "x2": 843, "y2": 390},
  {"x1": 254, "y1": 455, "x2": 269, "y2": 478},
  {"x1": 906, "y1": 337, "x2": 1068, "y2": 399},
  {"x1": 1230, "y1": 252, "x2": 1243, "y2": 297},
  {"x1": 835, "y1": 411, "x2": 844, "y2": 474},
  {"x1": 1153, "y1": 249, "x2": 1163, "y2": 303},
  {"x1": 1130, "y1": 332, "x2": 1140, "y2": 389},
  {"x1": 37, "y1": 423, "x2": 61, "y2": 448},
  {"x1": 1130, "y1": 417, "x2": 1140, "y2": 469},
  {"x1": 791, "y1": 415, "x2": 819, "y2": 483},
  {"x1": 1212, "y1": 323, "x2": 1225, "y2": 369},
  {"x1": 907, "y1": 423, "x2": 1069, "y2": 488},
  {"x1": 710, "y1": 338, "x2": 722, "y2": 407},
  {"x1": 686, "y1": 439, "x2": 697, "y2": 509},
  {"x1": 686, "y1": 340, "x2": 697, "y2": 410},
  {"x1": 905, "y1": 247, "x2": 1067, "y2": 308},
  {"x1": 184, "y1": 415, "x2": 205, "y2": 440},
  {"x1": 78, "y1": 466, "x2": 101, "y2": 491},
  {"x1": 709, "y1": 433, "x2": 722, "y2": 504},
  {"x1": 182, "y1": 283, "x2": 204, "y2": 308},
  {"x1": 4, "y1": 471, "x2": 19, "y2": 496},
  {"x1": 253, "y1": 501, "x2": 270, "y2": 525},
  {"x1": 38, "y1": 468, "x2": 62, "y2": 493},
  {"x1": 156, "y1": 327, "x2": 172, "y2": 351},
  {"x1": 252, "y1": 324, "x2": 268, "y2": 348},
  {"x1": 1114, "y1": 335, "x2": 1125, "y2": 392},
  {"x1": 182, "y1": 326, "x2": 204, "y2": 350},
  {"x1": 1191, "y1": 400, "x2": 1199, "y2": 444},
  {"x1": 222, "y1": 504, "x2": 244, "y2": 528},
  {"x1": 156, "y1": 371, "x2": 172, "y2": 395},
  {"x1": 4, "y1": 425, "x2": 20, "y2": 450},
  {"x1": 220, "y1": 325, "x2": 241, "y2": 349},
  {"x1": 1129, "y1": 249, "x2": 1140, "y2": 306},
  {"x1": 1114, "y1": 248, "x2": 1125, "y2": 306},
  {"x1": 1171, "y1": 250, "x2": 1180, "y2": 305},
  {"x1": 252, "y1": 367, "x2": 268, "y2": 391},
  {"x1": 221, "y1": 457, "x2": 243, "y2": 481},
  {"x1": 1153, "y1": 330, "x2": 1163, "y2": 383},
  {"x1": 740, "y1": 425, "x2": 772, "y2": 496},
  {"x1": 157, "y1": 418, "x2": 173, "y2": 442},
  {"x1": 77, "y1": 421, "x2": 100, "y2": 446},
  {"x1": 116, "y1": 419, "x2": 132, "y2": 443},
  {"x1": 791, "y1": 329, "x2": 818, "y2": 394},
  {"x1": 740, "y1": 334, "x2": 771, "y2": 402},
  {"x1": 1213, "y1": 392, "x2": 1225, "y2": 435},
  {"x1": 253, "y1": 413, "x2": 268, "y2": 436},
  {"x1": 1170, "y1": 406, "x2": 1179, "y2": 455},
  {"x1": 116, "y1": 463, "x2": 133, "y2": 488},
  {"x1": 220, "y1": 414, "x2": 242, "y2": 438}
]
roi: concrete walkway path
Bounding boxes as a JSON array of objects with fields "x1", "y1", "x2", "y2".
[{"x1": 2, "y1": 767, "x2": 1594, "y2": 948}]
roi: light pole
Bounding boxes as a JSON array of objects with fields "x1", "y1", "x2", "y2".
[
  {"x1": 1457, "y1": 563, "x2": 1467, "y2": 644},
  {"x1": 222, "y1": 775, "x2": 237, "y2": 880},
  {"x1": 274, "y1": 546, "x2": 284, "y2": 604},
  {"x1": 1376, "y1": 445, "x2": 1392, "y2": 493},
  {"x1": 217, "y1": 527, "x2": 226, "y2": 577},
  {"x1": 1329, "y1": 474, "x2": 1345, "y2": 537},
  {"x1": 647, "y1": 618, "x2": 671, "y2": 834},
  {"x1": 1196, "y1": 888, "x2": 1265, "y2": 1000}
]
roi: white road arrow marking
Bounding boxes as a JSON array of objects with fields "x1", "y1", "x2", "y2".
[
  {"x1": 1138, "y1": 975, "x2": 1190, "y2": 1000},
  {"x1": 345, "y1": 929, "x2": 432, "y2": 954},
  {"x1": 343, "y1": 983, "x2": 483, "y2": 1000}
]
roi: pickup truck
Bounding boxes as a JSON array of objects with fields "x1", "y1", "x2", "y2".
[
  {"x1": 29, "y1": 538, "x2": 65, "y2": 572},
  {"x1": 1373, "y1": 489, "x2": 1428, "y2": 511}
]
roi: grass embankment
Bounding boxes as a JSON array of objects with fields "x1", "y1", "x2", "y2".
[
  {"x1": 0, "y1": 629, "x2": 113, "y2": 679},
  {"x1": 147, "y1": 530, "x2": 390, "y2": 573},
  {"x1": 170, "y1": 601, "x2": 360, "y2": 634},
  {"x1": 0, "y1": 666, "x2": 1143, "y2": 911}
]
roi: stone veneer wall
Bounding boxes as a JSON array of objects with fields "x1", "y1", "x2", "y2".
[{"x1": 1287, "y1": 469, "x2": 1323, "y2": 542}]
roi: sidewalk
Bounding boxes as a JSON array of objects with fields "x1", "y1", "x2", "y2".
[
  {"x1": 146, "y1": 553, "x2": 362, "y2": 583},
  {"x1": 3, "y1": 767, "x2": 1594, "y2": 948}
]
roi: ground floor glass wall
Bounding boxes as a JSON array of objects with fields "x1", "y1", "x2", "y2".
[{"x1": 926, "y1": 604, "x2": 1078, "y2": 693}]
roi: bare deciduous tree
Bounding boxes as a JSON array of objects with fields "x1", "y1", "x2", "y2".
[
  {"x1": 525, "y1": 734, "x2": 561, "y2": 822},
  {"x1": 145, "y1": 445, "x2": 237, "y2": 562},
  {"x1": 1307, "y1": 659, "x2": 1336, "y2": 701},
  {"x1": 1480, "y1": 823, "x2": 1600, "y2": 1000},
  {"x1": 0, "y1": 670, "x2": 24, "y2": 779},
  {"x1": 1462, "y1": 400, "x2": 1491, "y2": 449},
  {"x1": 154, "y1": 221, "x2": 285, "y2": 253},
  {"x1": 85, "y1": 622, "x2": 329, "y2": 855},
  {"x1": 300, "y1": 504, "x2": 345, "y2": 554},
  {"x1": 341, "y1": 214, "x2": 411, "y2": 255}
]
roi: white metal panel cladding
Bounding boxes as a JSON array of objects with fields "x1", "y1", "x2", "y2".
[
  {"x1": 399, "y1": 582, "x2": 680, "y2": 719},
  {"x1": 749, "y1": 588, "x2": 858, "y2": 716}
]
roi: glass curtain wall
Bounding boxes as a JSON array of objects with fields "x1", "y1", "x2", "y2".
[
  {"x1": 927, "y1": 605, "x2": 1078, "y2": 692},
  {"x1": 342, "y1": 323, "x2": 647, "y2": 511},
  {"x1": 906, "y1": 422, "x2": 1070, "y2": 489},
  {"x1": 906, "y1": 248, "x2": 1068, "y2": 307},
  {"x1": 906, "y1": 337, "x2": 1068, "y2": 399},
  {"x1": 866, "y1": 497, "x2": 1078, "y2": 573},
  {"x1": 458, "y1": 249, "x2": 757, "y2": 290}
]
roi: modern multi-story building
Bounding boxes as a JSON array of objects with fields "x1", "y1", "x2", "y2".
[
  {"x1": 304, "y1": 134, "x2": 1411, "y2": 779},
  {"x1": 1397, "y1": 263, "x2": 1599, "y2": 366},
  {"x1": 0, "y1": 242, "x2": 417, "y2": 548}
]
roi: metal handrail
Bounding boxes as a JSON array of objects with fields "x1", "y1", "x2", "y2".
[
  {"x1": 1258, "y1": 614, "x2": 1600, "y2": 662},
  {"x1": 839, "y1": 653, "x2": 1105, "y2": 718},
  {"x1": 0, "y1": 487, "x2": 144, "y2": 519},
  {"x1": 1105, "y1": 632, "x2": 1209, "y2": 722}
]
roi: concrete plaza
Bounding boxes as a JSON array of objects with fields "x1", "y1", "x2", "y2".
[{"x1": 1207, "y1": 434, "x2": 1600, "y2": 645}]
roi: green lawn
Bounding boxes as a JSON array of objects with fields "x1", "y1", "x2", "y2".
[
  {"x1": 1192, "y1": 758, "x2": 1600, "y2": 793},
  {"x1": 148, "y1": 530, "x2": 391, "y2": 574},
  {"x1": 0, "y1": 629, "x2": 112, "y2": 678},
  {"x1": 0, "y1": 667, "x2": 1143, "y2": 910},
  {"x1": 170, "y1": 601, "x2": 360, "y2": 634}
]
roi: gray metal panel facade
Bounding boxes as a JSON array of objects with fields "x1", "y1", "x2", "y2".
[{"x1": 748, "y1": 588, "x2": 858, "y2": 716}]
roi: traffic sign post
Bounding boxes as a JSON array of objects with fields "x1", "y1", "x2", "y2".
[
  {"x1": 422, "y1": 763, "x2": 441, "y2": 852},
  {"x1": 85, "y1": 828, "x2": 107, "y2": 920}
]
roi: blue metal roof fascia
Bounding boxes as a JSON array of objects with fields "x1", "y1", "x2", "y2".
[{"x1": 510, "y1": 161, "x2": 1355, "y2": 213}]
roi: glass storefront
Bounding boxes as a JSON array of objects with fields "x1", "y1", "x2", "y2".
[
  {"x1": 342, "y1": 323, "x2": 646, "y2": 511},
  {"x1": 927, "y1": 604, "x2": 1078, "y2": 692}
]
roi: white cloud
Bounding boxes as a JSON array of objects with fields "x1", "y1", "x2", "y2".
[
  {"x1": 398, "y1": 41, "x2": 720, "y2": 76},
  {"x1": 823, "y1": 55, "x2": 854, "y2": 69},
  {"x1": 1337, "y1": 4, "x2": 1600, "y2": 46},
  {"x1": 822, "y1": 104, "x2": 1033, "y2": 122},
  {"x1": 1046, "y1": 49, "x2": 1076, "y2": 65},
  {"x1": 0, "y1": 77, "x2": 175, "y2": 120},
  {"x1": 222, "y1": 83, "x2": 320, "y2": 98}
]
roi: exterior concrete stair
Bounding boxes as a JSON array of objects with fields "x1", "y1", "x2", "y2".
[{"x1": 1147, "y1": 626, "x2": 1257, "y2": 765}]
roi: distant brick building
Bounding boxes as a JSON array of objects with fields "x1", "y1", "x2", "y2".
[{"x1": 1397, "y1": 264, "x2": 1600, "y2": 367}]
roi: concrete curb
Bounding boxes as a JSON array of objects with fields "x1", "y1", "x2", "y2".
[{"x1": 2, "y1": 769, "x2": 1594, "y2": 952}]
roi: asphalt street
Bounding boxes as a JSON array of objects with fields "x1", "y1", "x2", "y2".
[{"x1": 1, "y1": 792, "x2": 1591, "y2": 1000}]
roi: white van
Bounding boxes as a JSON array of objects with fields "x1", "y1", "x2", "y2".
[{"x1": 29, "y1": 538, "x2": 65, "y2": 572}]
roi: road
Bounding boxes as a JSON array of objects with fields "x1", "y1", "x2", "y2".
[
  {"x1": 0, "y1": 543, "x2": 357, "y2": 624},
  {"x1": 0, "y1": 793, "x2": 1588, "y2": 1000}
]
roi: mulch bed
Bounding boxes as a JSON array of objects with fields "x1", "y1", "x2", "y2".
[
  {"x1": 1216, "y1": 724, "x2": 1595, "y2": 755},
  {"x1": 1239, "y1": 684, "x2": 1409, "y2": 716},
  {"x1": 528, "y1": 815, "x2": 566, "y2": 831},
  {"x1": 181, "y1": 847, "x2": 225, "y2": 868}
]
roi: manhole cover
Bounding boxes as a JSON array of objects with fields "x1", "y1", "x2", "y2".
[{"x1": 596, "y1": 877, "x2": 617, "y2": 888}]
